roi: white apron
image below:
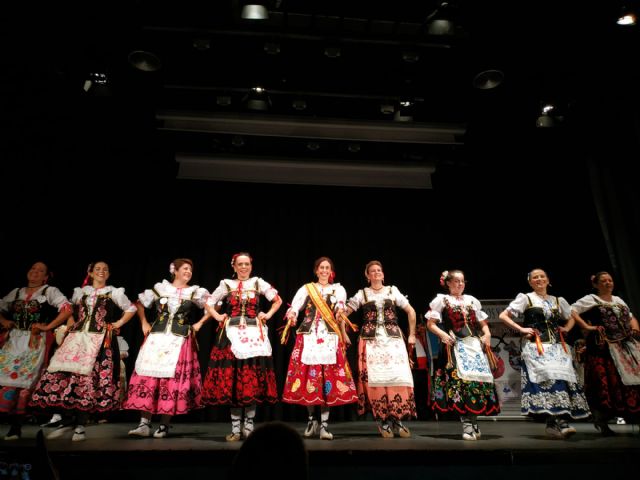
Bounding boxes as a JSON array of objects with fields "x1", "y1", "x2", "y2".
[
  {"x1": 0, "y1": 330, "x2": 47, "y2": 389},
  {"x1": 226, "y1": 319, "x2": 272, "y2": 359},
  {"x1": 134, "y1": 332, "x2": 184, "y2": 378},
  {"x1": 521, "y1": 341, "x2": 576, "y2": 384},
  {"x1": 453, "y1": 336, "x2": 494, "y2": 383},
  {"x1": 608, "y1": 339, "x2": 640, "y2": 385}
]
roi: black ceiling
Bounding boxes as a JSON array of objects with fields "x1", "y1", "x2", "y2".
[{"x1": 4, "y1": 0, "x2": 639, "y2": 182}]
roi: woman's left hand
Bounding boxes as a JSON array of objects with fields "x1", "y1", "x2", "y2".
[
  {"x1": 407, "y1": 333, "x2": 416, "y2": 345},
  {"x1": 257, "y1": 312, "x2": 269, "y2": 323},
  {"x1": 480, "y1": 333, "x2": 491, "y2": 347}
]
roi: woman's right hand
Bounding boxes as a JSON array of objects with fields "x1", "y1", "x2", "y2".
[
  {"x1": 440, "y1": 333, "x2": 455, "y2": 346},
  {"x1": 0, "y1": 318, "x2": 15, "y2": 330},
  {"x1": 141, "y1": 320, "x2": 152, "y2": 336},
  {"x1": 520, "y1": 327, "x2": 536, "y2": 339},
  {"x1": 286, "y1": 311, "x2": 297, "y2": 327}
]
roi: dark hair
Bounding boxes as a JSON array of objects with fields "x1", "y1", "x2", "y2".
[
  {"x1": 231, "y1": 252, "x2": 252, "y2": 267},
  {"x1": 229, "y1": 422, "x2": 308, "y2": 480},
  {"x1": 314, "y1": 256, "x2": 335, "y2": 283},
  {"x1": 170, "y1": 258, "x2": 193, "y2": 280},
  {"x1": 440, "y1": 269, "x2": 464, "y2": 289},
  {"x1": 527, "y1": 268, "x2": 547, "y2": 282},
  {"x1": 83, "y1": 260, "x2": 110, "y2": 287},
  {"x1": 590, "y1": 271, "x2": 612, "y2": 289}
]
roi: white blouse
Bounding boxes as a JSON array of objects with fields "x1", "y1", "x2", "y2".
[
  {"x1": 288, "y1": 283, "x2": 346, "y2": 318},
  {"x1": 506, "y1": 292, "x2": 571, "y2": 320},
  {"x1": 347, "y1": 285, "x2": 409, "y2": 312},
  {"x1": 571, "y1": 294, "x2": 633, "y2": 317},
  {"x1": 425, "y1": 294, "x2": 488, "y2": 323},
  {"x1": 206, "y1": 277, "x2": 278, "y2": 306},
  {"x1": 0, "y1": 285, "x2": 70, "y2": 312},
  {"x1": 72, "y1": 285, "x2": 137, "y2": 315},
  {"x1": 138, "y1": 280, "x2": 208, "y2": 314}
]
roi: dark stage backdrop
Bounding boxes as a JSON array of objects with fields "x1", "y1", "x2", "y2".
[{"x1": 1, "y1": 160, "x2": 618, "y2": 423}]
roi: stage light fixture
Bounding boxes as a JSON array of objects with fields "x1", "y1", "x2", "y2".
[
  {"x1": 128, "y1": 50, "x2": 162, "y2": 72},
  {"x1": 473, "y1": 69, "x2": 504, "y2": 90},
  {"x1": 241, "y1": 4, "x2": 269, "y2": 20}
]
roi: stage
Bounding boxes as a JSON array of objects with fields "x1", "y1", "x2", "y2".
[{"x1": 1, "y1": 419, "x2": 638, "y2": 479}]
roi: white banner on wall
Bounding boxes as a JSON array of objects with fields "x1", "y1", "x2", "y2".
[{"x1": 482, "y1": 299, "x2": 524, "y2": 418}]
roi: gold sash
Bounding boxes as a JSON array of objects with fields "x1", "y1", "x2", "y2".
[{"x1": 305, "y1": 283, "x2": 344, "y2": 343}]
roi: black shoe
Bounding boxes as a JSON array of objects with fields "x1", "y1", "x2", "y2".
[
  {"x1": 595, "y1": 421, "x2": 616, "y2": 437},
  {"x1": 4, "y1": 425, "x2": 21, "y2": 441}
]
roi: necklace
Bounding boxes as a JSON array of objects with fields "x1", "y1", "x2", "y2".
[{"x1": 370, "y1": 285, "x2": 384, "y2": 291}]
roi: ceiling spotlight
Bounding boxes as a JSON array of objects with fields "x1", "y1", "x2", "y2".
[
  {"x1": 241, "y1": 4, "x2": 269, "y2": 20},
  {"x1": 292, "y1": 99, "x2": 307, "y2": 111},
  {"x1": 324, "y1": 46, "x2": 341, "y2": 58},
  {"x1": 193, "y1": 38, "x2": 211, "y2": 51},
  {"x1": 264, "y1": 42, "x2": 281, "y2": 55},
  {"x1": 425, "y1": 1, "x2": 458, "y2": 36},
  {"x1": 536, "y1": 104, "x2": 560, "y2": 128},
  {"x1": 402, "y1": 51, "x2": 420, "y2": 63},
  {"x1": 473, "y1": 69, "x2": 504, "y2": 90},
  {"x1": 83, "y1": 72, "x2": 111, "y2": 96},
  {"x1": 244, "y1": 86, "x2": 271, "y2": 111},
  {"x1": 617, "y1": 7, "x2": 637, "y2": 25},
  {"x1": 216, "y1": 95, "x2": 232, "y2": 106},
  {"x1": 394, "y1": 99, "x2": 414, "y2": 122},
  {"x1": 347, "y1": 143, "x2": 361, "y2": 153},
  {"x1": 127, "y1": 50, "x2": 162, "y2": 72},
  {"x1": 380, "y1": 103, "x2": 395, "y2": 115},
  {"x1": 231, "y1": 135, "x2": 245, "y2": 147}
]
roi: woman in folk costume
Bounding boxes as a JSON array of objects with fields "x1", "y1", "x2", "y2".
[
  {"x1": 427, "y1": 270, "x2": 500, "y2": 441},
  {"x1": 124, "y1": 258, "x2": 209, "y2": 438},
  {"x1": 282, "y1": 256, "x2": 358, "y2": 440},
  {"x1": 202, "y1": 252, "x2": 282, "y2": 442},
  {"x1": 0, "y1": 261, "x2": 72, "y2": 440},
  {"x1": 344, "y1": 260, "x2": 417, "y2": 438},
  {"x1": 499, "y1": 268, "x2": 590, "y2": 439},
  {"x1": 30, "y1": 261, "x2": 136, "y2": 441},
  {"x1": 571, "y1": 271, "x2": 640, "y2": 435}
]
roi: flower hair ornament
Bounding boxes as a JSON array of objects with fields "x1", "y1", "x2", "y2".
[
  {"x1": 590, "y1": 275, "x2": 596, "y2": 283},
  {"x1": 439, "y1": 270, "x2": 449, "y2": 287},
  {"x1": 169, "y1": 263, "x2": 176, "y2": 275},
  {"x1": 231, "y1": 252, "x2": 252, "y2": 267}
]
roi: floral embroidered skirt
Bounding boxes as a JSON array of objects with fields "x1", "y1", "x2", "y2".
[
  {"x1": 123, "y1": 335, "x2": 202, "y2": 415},
  {"x1": 202, "y1": 331, "x2": 277, "y2": 407},
  {"x1": 282, "y1": 334, "x2": 358, "y2": 406}
]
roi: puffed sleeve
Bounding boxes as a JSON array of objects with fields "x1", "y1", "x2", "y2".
[
  {"x1": 189, "y1": 286, "x2": 209, "y2": 308},
  {"x1": 71, "y1": 287, "x2": 84, "y2": 304},
  {"x1": 334, "y1": 284, "x2": 347, "y2": 309},
  {"x1": 287, "y1": 286, "x2": 308, "y2": 318},
  {"x1": 613, "y1": 296, "x2": 634, "y2": 317},
  {"x1": 391, "y1": 286, "x2": 410, "y2": 310},
  {"x1": 0, "y1": 288, "x2": 19, "y2": 313},
  {"x1": 111, "y1": 287, "x2": 137, "y2": 313},
  {"x1": 571, "y1": 295, "x2": 596, "y2": 315},
  {"x1": 257, "y1": 278, "x2": 278, "y2": 301},
  {"x1": 346, "y1": 289, "x2": 364, "y2": 312},
  {"x1": 558, "y1": 297, "x2": 572, "y2": 320},
  {"x1": 138, "y1": 285, "x2": 160, "y2": 309},
  {"x1": 44, "y1": 286, "x2": 71, "y2": 311},
  {"x1": 506, "y1": 293, "x2": 528, "y2": 317},
  {"x1": 426, "y1": 294, "x2": 446, "y2": 321},
  {"x1": 469, "y1": 295, "x2": 489, "y2": 322},
  {"x1": 206, "y1": 280, "x2": 229, "y2": 307}
]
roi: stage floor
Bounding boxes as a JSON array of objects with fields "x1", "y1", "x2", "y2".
[{"x1": 2, "y1": 419, "x2": 639, "y2": 479}]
